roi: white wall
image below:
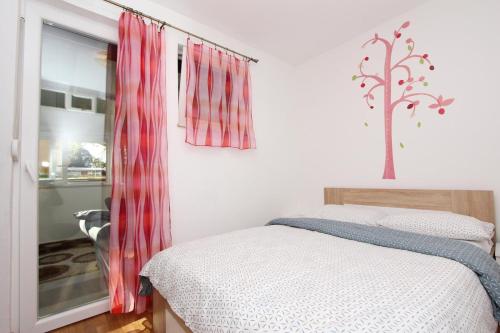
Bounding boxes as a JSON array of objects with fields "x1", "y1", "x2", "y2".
[
  {"x1": 39, "y1": 108, "x2": 107, "y2": 142},
  {"x1": 292, "y1": 0, "x2": 500, "y2": 234},
  {"x1": 41, "y1": 24, "x2": 109, "y2": 93}
]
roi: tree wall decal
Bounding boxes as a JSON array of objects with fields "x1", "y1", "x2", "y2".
[{"x1": 353, "y1": 21, "x2": 454, "y2": 179}]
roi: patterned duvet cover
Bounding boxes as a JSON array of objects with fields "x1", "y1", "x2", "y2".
[{"x1": 141, "y1": 220, "x2": 498, "y2": 332}]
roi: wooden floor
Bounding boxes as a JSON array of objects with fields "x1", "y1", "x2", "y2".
[{"x1": 50, "y1": 311, "x2": 153, "y2": 333}]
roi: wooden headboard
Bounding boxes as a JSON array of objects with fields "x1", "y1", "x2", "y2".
[{"x1": 324, "y1": 188, "x2": 495, "y2": 225}]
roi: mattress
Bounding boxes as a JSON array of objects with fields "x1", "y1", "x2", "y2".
[{"x1": 141, "y1": 225, "x2": 497, "y2": 332}]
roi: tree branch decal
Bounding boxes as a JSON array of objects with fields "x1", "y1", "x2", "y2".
[{"x1": 352, "y1": 21, "x2": 454, "y2": 179}]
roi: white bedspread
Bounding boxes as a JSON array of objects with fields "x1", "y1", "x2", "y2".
[{"x1": 141, "y1": 225, "x2": 497, "y2": 332}]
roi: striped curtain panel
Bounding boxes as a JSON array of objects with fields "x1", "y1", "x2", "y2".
[
  {"x1": 110, "y1": 12, "x2": 171, "y2": 314},
  {"x1": 185, "y1": 39, "x2": 256, "y2": 149}
]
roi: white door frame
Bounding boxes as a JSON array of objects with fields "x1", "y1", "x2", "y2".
[{"x1": 18, "y1": 1, "x2": 117, "y2": 331}]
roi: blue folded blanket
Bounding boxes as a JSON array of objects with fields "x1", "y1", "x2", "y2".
[{"x1": 267, "y1": 217, "x2": 500, "y2": 321}]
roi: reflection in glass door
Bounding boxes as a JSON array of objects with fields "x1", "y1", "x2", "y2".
[{"x1": 37, "y1": 22, "x2": 116, "y2": 317}]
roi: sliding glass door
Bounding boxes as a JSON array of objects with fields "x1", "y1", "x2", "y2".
[
  {"x1": 37, "y1": 22, "x2": 115, "y2": 317},
  {"x1": 19, "y1": 1, "x2": 117, "y2": 331}
]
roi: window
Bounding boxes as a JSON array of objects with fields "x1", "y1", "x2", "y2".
[
  {"x1": 39, "y1": 24, "x2": 116, "y2": 183},
  {"x1": 66, "y1": 142, "x2": 107, "y2": 180},
  {"x1": 39, "y1": 141, "x2": 107, "y2": 181},
  {"x1": 96, "y1": 98, "x2": 107, "y2": 114},
  {"x1": 41, "y1": 89, "x2": 65, "y2": 108},
  {"x1": 71, "y1": 95, "x2": 92, "y2": 110}
]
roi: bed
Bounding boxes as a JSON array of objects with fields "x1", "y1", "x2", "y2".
[{"x1": 142, "y1": 188, "x2": 498, "y2": 332}]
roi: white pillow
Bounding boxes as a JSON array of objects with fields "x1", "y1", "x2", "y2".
[
  {"x1": 461, "y1": 239, "x2": 494, "y2": 254},
  {"x1": 315, "y1": 204, "x2": 387, "y2": 226},
  {"x1": 377, "y1": 212, "x2": 494, "y2": 241}
]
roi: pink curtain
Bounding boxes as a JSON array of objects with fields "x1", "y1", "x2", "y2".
[
  {"x1": 110, "y1": 12, "x2": 171, "y2": 314},
  {"x1": 185, "y1": 39, "x2": 256, "y2": 149}
]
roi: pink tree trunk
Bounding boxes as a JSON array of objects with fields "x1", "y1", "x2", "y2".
[{"x1": 382, "y1": 46, "x2": 396, "y2": 179}]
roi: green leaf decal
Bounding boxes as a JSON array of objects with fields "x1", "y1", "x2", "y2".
[
  {"x1": 400, "y1": 142, "x2": 405, "y2": 149},
  {"x1": 407, "y1": 45, "x2": 412, "y2": 51},
  {"x1": 417, "y1": 121, "x2": 421, "y2": 128},
  {"x1": 423, "y1": 82, "x2": 429, "y2": 86},
  {"x1": 352, "y1": 75, "x2": 358, "y2": 81},
  {"x1": 364, "y1": 122, "x2": 368, "y2": 127},
  {"x1": 419, "y1": 58, "x2": 424, "y2": 64}
]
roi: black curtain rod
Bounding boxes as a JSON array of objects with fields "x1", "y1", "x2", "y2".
[{"x1": 102, "y1": 0, "x2": 259, "y2": 63}]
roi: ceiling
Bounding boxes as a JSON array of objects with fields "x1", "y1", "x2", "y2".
[{"x1": 151, "y1": 0, "x2": 427, "y2": 65}]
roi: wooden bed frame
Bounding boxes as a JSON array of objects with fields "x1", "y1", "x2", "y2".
[{"x1": 153, "y1": 187, "x2": 496, "y2": 333}]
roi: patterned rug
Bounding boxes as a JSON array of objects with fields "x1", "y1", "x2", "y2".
[{"x1": 39, "y1": 238, "x2": 100, "y2": 283}]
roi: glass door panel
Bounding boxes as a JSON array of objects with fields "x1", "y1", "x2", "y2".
[{"x1": 37, "y1": 22, "x2": 116, "y2": 318}]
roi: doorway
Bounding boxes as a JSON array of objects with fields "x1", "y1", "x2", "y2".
[{"x1": 19, "y1": 1, "x2": 117, "y2": 331}]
